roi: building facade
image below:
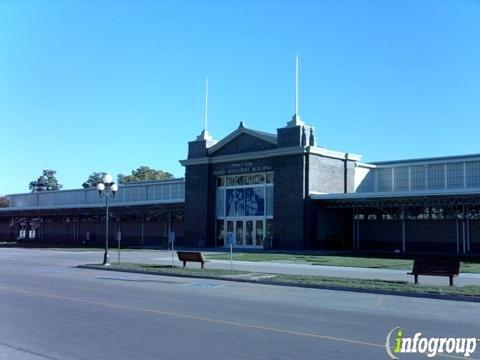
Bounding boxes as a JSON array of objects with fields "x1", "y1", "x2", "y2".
[{"x1": 1, "y1": 115, "x2": 479, "y2": 255}]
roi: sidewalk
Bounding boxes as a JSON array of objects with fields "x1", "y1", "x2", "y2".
[{"x1": 147, "y1": 253, "x2": 480, "y2": 287}]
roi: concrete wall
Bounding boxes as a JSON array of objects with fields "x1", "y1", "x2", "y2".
[{"x1": 309, "y1": 155, "x2": 348, "y2": 194}]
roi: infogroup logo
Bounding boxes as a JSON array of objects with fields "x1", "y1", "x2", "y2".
[{"x1": 385, "y1": 327, "x2": 478, "y2": 359}]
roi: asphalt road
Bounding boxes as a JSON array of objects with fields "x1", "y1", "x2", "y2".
[{"x1": 0, "y1": 249, "x2": 479, "y2": 360}]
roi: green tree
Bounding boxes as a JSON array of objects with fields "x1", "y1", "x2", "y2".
[
  {"x1": 117, "y1": 166, "x2": 173, "y2": 184},
  {"x1": 29, "y1": 170, "x2": 63, "y2": 192},
  {"x1": 82, "y1": 172, "x2": 107, "y2": 188},
  {"x1": 0, "y1": 196, "x2": 10, "y2": 208}
]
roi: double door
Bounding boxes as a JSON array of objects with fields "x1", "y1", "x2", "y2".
[{"x1": 226, "y1": 219, "x2": 264, "y2": 247}]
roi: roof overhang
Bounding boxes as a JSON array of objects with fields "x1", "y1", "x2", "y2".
[
  {"x1": 0, "y1": 199, "x2": 185, "y2": 214},
  {"x1": 310, "y1": 188, "x2": 480, "y2": 201}
]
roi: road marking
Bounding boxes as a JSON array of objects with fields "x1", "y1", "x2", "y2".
[{"x1": 0, "y1": 284, "x2": 474, "y2": 359}]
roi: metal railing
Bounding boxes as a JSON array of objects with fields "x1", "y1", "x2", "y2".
[{"x1": 6, "y1": 179, "x2": 185, "y2": 209}]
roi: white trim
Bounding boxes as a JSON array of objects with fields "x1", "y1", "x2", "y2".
[
  {"x1": 0, "y1": 199, "x2": 185, "y2": 212},
  {"x1": 372, "y1": 156, "x2": 480, "y2": 168},
  {"x1": 356, "y1": 162, "x2": 376, "y2": 169},
  {"x1": 309, "y1": 147, "x2": 362, "y2": 161},
  {"x1": 310, "y1": 188, "x2": 480, "y2": 200},
  {"x1": 181, "y1": 146, "x2": 304, "y2": 165},
  {"x1": 181, "y1": 145, "x2": 359, "y2": 166}
]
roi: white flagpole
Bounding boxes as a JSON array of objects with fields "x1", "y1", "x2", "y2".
[
  {"x1": 295, "y1": 53, "x2": 299, "y2": 117},
  {"x1": 204, "y1": 78, "x2": 209, "y2": 132}
]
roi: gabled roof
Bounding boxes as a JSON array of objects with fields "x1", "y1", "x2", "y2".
[{"x1": 207, "y1": 123, "x2": 277, "y2": 155}]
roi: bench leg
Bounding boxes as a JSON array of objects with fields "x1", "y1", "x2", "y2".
[
  {"x1": 414, "y1": 275, "x2": 418, "y2": 284},
  {"x1": 449, "y1": 276, "x2": 453, "y2": 287},
  {"x1": 183, "y1": 260, "x2": 186, "y2": 268}
]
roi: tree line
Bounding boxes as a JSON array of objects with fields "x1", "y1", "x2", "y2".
[
  {"x1": 28, "y1": 166, "x2": 174, "y2": 192},
  {"x1": 0, "y1": 166, "x2": 173, "y2": 207}
]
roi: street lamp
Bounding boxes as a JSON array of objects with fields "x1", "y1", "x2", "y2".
[{"x1": 96, "y1": 174, "x2": 118, "y2": 266}]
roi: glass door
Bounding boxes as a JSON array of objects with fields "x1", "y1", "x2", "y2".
[
  {"x1": 236, "y1": 220, "x2": 244, "y2": 246},
  {"x1": 245, "y1": 220, "x2": 254, "y2": 246},
  {"x1": 224, "y1": 219, "x2": 265, "y2": 247},
  {"x1": 226, "y1": 220, "x2": 234, "y2": 246},
  {"x1": 255, "y1": 220, "x2": 264, "y2": 246}
]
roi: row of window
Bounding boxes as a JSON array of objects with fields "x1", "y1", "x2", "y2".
[
  {"x1": 217, "y1": 172, "x2": 274, "y2": 187},
  {"x1": 359, "y1": 161, "x2": 480, "y2": 193},
  {"x1": 10, "y1": 183, "x2": 185, "y2": 208}
]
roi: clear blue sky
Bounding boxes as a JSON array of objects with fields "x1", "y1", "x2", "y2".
[{"x1": 1, "y1": 0, "x2": 479, "y2": 194}]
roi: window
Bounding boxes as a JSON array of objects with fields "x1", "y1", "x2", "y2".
[
  {"x1": 226, "y1": 189, "x2": 245, "y2": 216},
  {"x1": 393, "y1": 166, "x2": 409, "y2": 192},
  {"x1": 410, "y1": 165, "x2": 426, "y2": 191},
  {"x1": 216, "y1": 172, "x2": 273, "y2": 247},
  {"x1": 446, "y1": 163, "x2": 464, "y2": 189},
  {"x1": 216, "y1": 188, "x2": 225, "y2": 217},
  {"x1": 377, "y1": 168, "x2": 392, "y2": 192},
  {"x1": 466, "y1": 161, "x2": 480, "y2": 188},
  {"x1": 266, "y1": 187, "x2": 273, "y2": 216},
  {"x1": 427, "y1": 164, "x2": 445, "y2": 190}
]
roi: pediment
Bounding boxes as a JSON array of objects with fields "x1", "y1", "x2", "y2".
[{"x1": 208, "y1": 127, "x2": 277, "y2": 157}]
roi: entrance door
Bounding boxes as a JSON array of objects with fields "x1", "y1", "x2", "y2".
[
  {"x1": 255, "y1": 220, "x2": 264, "y2": 247},
  {"x1": 225, "y1": 219, "x2": 264, "y2": 247},
  {"x1": 235, "y1": 220, "x2": 244, "y2": 246}
]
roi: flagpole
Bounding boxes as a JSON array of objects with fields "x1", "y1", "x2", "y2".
[
  {"x1": 295, "y1": 53, "x2": 299, "y2": 117},
  {"x1": 204, "y1": 78, "x2": 209, "y2": 132}
]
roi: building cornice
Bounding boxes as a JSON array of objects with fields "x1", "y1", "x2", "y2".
[{"x1": 180, "y1": 145, "x2": 362, "y2": 166}]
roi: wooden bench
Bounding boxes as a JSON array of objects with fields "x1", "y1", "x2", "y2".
[
  {"x1": 408, "y1": 258, "x2": 460, "y2": 286},
  {"x1": 177, "y1": 251, "x2": 206, "y2": 269}
]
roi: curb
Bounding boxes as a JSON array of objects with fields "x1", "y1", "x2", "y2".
[{"x1": 77, "y1": 265, "x2": 480, "y2": 303}]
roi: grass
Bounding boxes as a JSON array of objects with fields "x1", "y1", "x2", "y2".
[
  {"x1": 85, "y1": 262, "x2": 480, "y2": 298},
  {"x1": 271, "y1": 274, "x2": 480, "y2": 297},
  {"x1": 93, "y1": 262, "x2": 248, "y2": 276},
  {"x1": 205, "y1": 253, "x2": 480, "y2": 273}
]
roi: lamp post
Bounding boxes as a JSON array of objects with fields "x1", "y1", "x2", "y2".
[{"x1": 96, "y1": 174, "x2": 118, "y2": 266}]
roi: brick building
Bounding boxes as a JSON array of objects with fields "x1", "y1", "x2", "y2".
[{"x1": 1, "y1": 115, "x2": 479, "y2": 255}]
